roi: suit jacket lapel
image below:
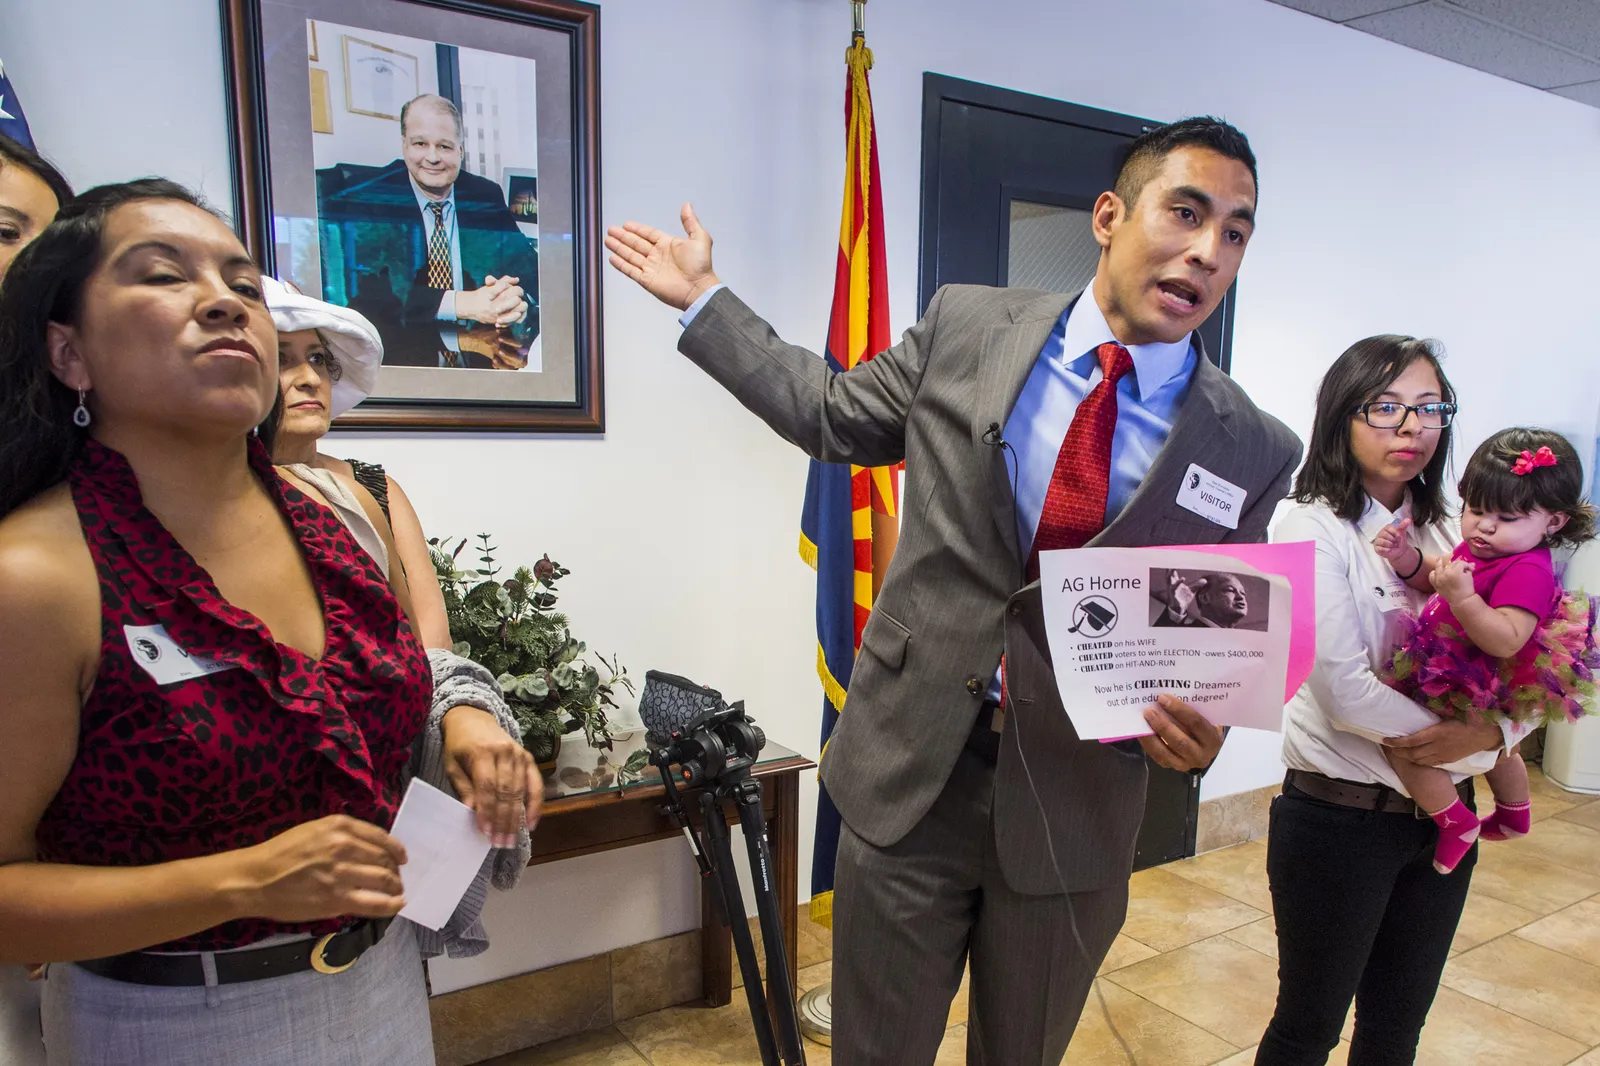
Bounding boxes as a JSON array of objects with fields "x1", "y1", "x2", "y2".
[
  {"x1": 1092, "y1": 340, "x2": 1237, "y2": 546},
  {"x1": 974, "y1": 290, "x2": 1076, "y2": 565}
]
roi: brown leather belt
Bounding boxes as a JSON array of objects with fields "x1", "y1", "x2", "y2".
[
  {"x1": 75, "y1": 919, "x2": 391, "y2": 986},
  {"x1": 1284, "y1": 769, "x2": 1471, "y2": 816}
]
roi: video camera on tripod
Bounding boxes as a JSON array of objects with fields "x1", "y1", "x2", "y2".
[{"x1": 638, "y1": 671, "x2": 807, "y2": 1066}]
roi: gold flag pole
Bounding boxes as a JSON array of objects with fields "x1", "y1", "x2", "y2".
[{"x1": 797, "y1": 0, "x2": 869, "y2": 1050}]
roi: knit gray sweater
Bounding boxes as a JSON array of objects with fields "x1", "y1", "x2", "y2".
[{"x1": 408, "y1": 648, "x2": 532, "y2": 959}]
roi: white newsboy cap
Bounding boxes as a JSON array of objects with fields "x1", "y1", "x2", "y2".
[{"x1": 260, "y1": 276, "x2": 383, "y2": 418}]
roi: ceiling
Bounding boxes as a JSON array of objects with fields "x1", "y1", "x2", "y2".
[{"x1": 1265, "y1": 0, "x2": 1600, "y2": 108}]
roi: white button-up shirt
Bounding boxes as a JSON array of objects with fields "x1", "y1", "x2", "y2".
[{"x1": 1273, "y1": 494, "x2": 1530, "y2": 793}]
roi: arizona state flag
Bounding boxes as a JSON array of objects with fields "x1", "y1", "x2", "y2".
[{"x1": 802, "y1": 35, "x2": 898, "y2": 929}]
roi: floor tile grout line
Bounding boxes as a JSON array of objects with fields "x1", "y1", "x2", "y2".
[
  {"x1": 1439, "y1": 938, "x2": 1600, "y2": 1048},
  {"x1": 1503, "y1": 919, "x2": 1600, "y2": 972},
  {"x1": 1099, "y1": 952, "x2": 1252, "y2": 1054},
  {"x1": 1219, "y1": 928, "x2": 1279, "y2": 962},
  {"x1": 1487, "y1": 844, "x2": 1600, "y2": 881},
  {"x1": 1470, "y1": 883, "x2": 1599, "y2": 917},
  {"x1": 1117, "y1": 932, "x2": 1163, "y2": 957},
  {"x1": 619, "y1": 1028, "x2": 654, "y2": 1066}
]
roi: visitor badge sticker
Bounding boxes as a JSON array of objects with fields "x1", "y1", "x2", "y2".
[
  {"x1": 123, "y1": 624, "x2": 236, "y2": 686},
  {"x1": 1037, "y1": 546, "x2": 1312, "y2": 740},
  {"x1": 1174, "y1": 464, "x2": 1245, "y2": 529}
]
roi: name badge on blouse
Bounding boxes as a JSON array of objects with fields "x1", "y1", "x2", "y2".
[
  {"x1": 1174, "y1": 464, "x2": 1245, "y2": 530},
  {"x1": 1372, "y1": 578, "x2": 1410, "y2": 606},
  {"x1": 123, "y1": 624, "x2": 236, "y2": 686}
]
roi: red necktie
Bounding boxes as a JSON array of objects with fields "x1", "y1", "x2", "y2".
[{"x1": 1026, "y1": 341, "x2": 1134, "y2": 581}]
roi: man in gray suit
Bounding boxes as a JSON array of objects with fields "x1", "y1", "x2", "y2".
[{"x1": 607, "y1": 118, "x2": 1301, "y2": 1065}]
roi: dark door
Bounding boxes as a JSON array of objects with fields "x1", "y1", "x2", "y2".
[{"x1": 919, "y1": 74, "x2": 1229, "y2": 869}]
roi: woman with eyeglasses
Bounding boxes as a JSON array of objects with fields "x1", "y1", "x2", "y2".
[{"x1": 1253, "y1": 336, "x2": 1534, "y2": 1066}]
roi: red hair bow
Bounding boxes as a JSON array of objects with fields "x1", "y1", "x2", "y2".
[{"x1": 1510, "y1": 446, "x2": 1557, "y2": 476}]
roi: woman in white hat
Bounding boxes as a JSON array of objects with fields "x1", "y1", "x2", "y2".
[{"x1": 260, "y1": 278, "x2": 450, "y2": 648}]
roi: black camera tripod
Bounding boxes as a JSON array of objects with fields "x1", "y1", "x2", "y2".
[{"x1": 649, "y1": 703, "x2": 807, "y2": 1066}]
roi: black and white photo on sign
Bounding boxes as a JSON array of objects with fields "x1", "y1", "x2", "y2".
[{"x1": 1147, "y1": 567, "x2": 1271, "y2": 631}]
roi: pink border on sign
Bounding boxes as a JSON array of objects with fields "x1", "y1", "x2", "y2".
[
  {"x1": 1164, "y1": 540, "x2": 1317, "y2": 703},
  {"x1": 1092, "y1": 541, "x2": 1318, "y2": 744}
]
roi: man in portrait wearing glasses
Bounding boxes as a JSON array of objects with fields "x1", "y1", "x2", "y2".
[{"x1": 315, "y1": 92, "x2": 539, "y2": 368}]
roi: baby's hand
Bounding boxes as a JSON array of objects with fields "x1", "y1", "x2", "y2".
[
  {"x1": 1430, "y1": 556, "x2": 1476, "y2": 603},
  {"x1": 1372, "y1": 518, "x2": 1414, "y2": 566}
]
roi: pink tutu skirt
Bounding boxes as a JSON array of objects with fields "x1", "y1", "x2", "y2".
[{"x1": 1384, "y1": 593, "x2": 1600, "y2": 726}]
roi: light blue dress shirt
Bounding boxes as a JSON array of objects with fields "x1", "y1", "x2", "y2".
[
  {"x1": 989, "y1": 283, "x2": 1195, "y2": 698},
  {"x1": 1004, "y1": 283, "x2": 1196, "y2": 556},
  {"x1": 411, "y1": 179, "x2": 464, "y2": 321},
  {"x1": 679, "y1": 283, "x2": 727, "y2": 327}
]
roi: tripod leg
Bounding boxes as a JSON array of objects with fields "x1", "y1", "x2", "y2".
[
  {"x1": 733, "y1": 781, "x2": 807, "y2": 1065},
  {"x1": 701, "y1": 791, "x2": 782, "y2": 1066}
]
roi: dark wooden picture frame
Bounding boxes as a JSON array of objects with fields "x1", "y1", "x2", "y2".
[{"x1": 220, "y1": 0, "x2": 604, "y2": 432}]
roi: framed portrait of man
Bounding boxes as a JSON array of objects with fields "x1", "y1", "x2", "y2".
[{"x1": 221, "y1": 0, "x2": 603, "y2": 431}]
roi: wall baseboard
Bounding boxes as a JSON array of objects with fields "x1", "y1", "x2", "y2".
[
  {"x1": 429, "y1": 912, "x2": 834, "y2": 1063},
  {"x1": 1196, "y1": 781, "x2": 1280, "y2": 854},
  {"x1": 428, "y1": 929, "x2": 702, "y2": 1066}
]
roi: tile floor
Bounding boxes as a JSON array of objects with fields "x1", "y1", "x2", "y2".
[{"x1": 476, "y1": 768, "x2": 1600, "y2": 1065}]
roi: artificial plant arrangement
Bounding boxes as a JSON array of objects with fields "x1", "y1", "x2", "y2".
[{"x1": 431, "y1": 534, "x2": 636, "y2": 766}]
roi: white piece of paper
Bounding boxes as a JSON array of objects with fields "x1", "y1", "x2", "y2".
[
  {"x1": 1038, "y1": 547, "x2": 1293, "y2": 740},
  {"x1": 1173, "y1": 464, "x2": 1246, "y2": 530},
  {"x1": 388, "y1": 778, "x2": 492, "y2": 931}
]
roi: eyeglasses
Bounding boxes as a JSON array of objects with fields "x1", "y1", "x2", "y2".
[{"x1": 1354, "y1": 401, "x2": 1456, "y2": 430}]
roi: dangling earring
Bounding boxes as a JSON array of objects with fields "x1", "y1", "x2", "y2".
[{"x1": 73, "y1": 388, "x2": 92, "y2": 428}]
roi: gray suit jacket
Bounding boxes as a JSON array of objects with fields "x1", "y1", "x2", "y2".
[{"x1": 679, "y1": 284, "x2": 1302, "y2": 894}]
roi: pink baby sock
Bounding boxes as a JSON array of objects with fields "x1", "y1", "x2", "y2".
[
  {"x1": 1428, "y1": 799, "x2": 1481, "y2": 874},
  {"x1": 1479, "y1": 799, "x2": 1532, "y2": 841}
]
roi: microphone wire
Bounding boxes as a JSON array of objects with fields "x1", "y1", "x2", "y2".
[{"x1": 988, "y1": 421, "x2": 1139, "y2": 1064}]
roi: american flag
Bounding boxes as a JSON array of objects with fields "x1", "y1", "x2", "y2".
[{"x1": 0, "y1": 58, "x2": 36, "y2": 148}]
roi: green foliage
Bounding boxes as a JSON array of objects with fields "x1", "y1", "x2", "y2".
[
  {"x1": 618, "y1": 749, "x2": 652, "y2": 786},
  {"x1": 432, "y1": 534, "x2": 635, "y2": 763}
]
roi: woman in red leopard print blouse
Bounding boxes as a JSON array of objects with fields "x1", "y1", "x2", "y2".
[{"x1": 0, "y1": 181, "x2": 537, "y2": 1065}]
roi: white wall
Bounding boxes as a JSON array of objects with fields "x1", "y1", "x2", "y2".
[{"x1": 4, "y1": 0, "x2": 1599, "y2": 989}]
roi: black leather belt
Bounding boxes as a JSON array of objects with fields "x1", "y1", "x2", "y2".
[
  {"x1": 75, "y1": 919, "x2": 391, "y2": 986},
  {"x1": 1284, "y1": 769, "x2": 1471, "y2": 816},
  {"x1": 965, "y1": 700, "x2": 1002, "y2": 764}
]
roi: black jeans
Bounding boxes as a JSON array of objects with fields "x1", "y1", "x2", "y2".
[{"x1": 1255, "y1": 782, "x2": 1477, "y2": 1066}]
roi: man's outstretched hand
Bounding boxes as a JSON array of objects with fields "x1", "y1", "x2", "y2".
[{"x1": 605, "y1": 203, "x2": 720, "y2": 311}]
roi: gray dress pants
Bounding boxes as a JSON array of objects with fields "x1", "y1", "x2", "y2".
[
  {"x1": 40, "y1": 920, "x2": 435, "y2": 1066},
  {"x1": 831, "y1": 739, "x2": 1128, "y2": 1066}
]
